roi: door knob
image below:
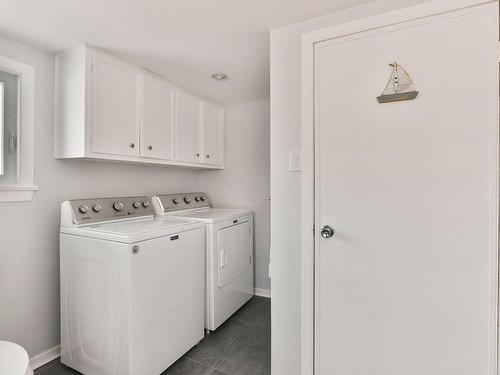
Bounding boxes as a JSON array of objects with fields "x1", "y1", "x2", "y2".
[
  {"x1": 320, "y1": 225, "x2": 335, "y2": 238},
  {"x1": 129, "y1": 143, "x2": 135, "y2": 148},
  {"x1": 147, "y1": 145, "x2": 152, "y2": 150}
]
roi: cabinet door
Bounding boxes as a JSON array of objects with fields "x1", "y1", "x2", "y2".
[
  {"x1": 175, "y1": 89, "x2": 202, "y2": 163},
  {"x1": 140, "y1": 75, "x2": 174, "y2": 160},
  {"x1": 202, "y1": 101, "x2": 223, "y2": 165},
  {"x1": 90, "y1": 52, "x2": 139, "y2": 156}
]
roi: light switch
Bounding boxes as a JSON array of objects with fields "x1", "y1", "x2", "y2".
[{"x1": 289, "y1": 150, "x2": 301, "y2": 172}]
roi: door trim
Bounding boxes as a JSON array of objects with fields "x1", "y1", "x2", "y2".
[{"x1": 300, "y1": 1, "x2": 499, "y2": 374}]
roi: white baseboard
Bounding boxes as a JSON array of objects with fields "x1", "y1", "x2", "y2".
[
  {"x1": 254, "y1": 288, "x2": 271, "y2": 298},
  {"x1": 30, "y1": 345, "x2": 60, "y2": 370}
]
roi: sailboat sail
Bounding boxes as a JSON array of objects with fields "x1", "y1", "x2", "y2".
[{"x1": 377, "y1": 62, "x2": 419, "y2": 103}]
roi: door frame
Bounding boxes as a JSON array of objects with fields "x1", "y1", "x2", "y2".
[{"x1": 300, "y1": 0, "x2": 499, "y2": 374}]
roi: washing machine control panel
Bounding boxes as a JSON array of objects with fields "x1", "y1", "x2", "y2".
[
  {"x1": 69, "y1": 196, "x2": 154, "y2": 224},
  {"x1": 157, "y1": 192, "x2": 211, "y2": 213}
]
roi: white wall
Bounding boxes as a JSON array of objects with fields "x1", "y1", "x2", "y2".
[
  {"x1": 270, "y1": 0, "x2": 433, "y2": 374},
  {"x1": 199, "y1": 100, "x2": 271, "y2": 293},
  {"x1": 0, "y1": 35, "x2": 200, "y2": 359}
]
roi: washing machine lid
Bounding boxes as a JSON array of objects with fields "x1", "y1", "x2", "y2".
[
  {"x1": 169, "y1": 208, "x2": 252, "y2": 224},
  {"x1": 60, "y1": 217, "x2": 203, "y2": 243}
]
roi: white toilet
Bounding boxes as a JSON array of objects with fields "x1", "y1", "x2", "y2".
[{"x1": 0, "y1": 341, "x2": 33, "y2": 375}]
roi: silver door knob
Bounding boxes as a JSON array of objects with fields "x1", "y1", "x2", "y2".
[{"x1": 320, "y1": 225, "x2": 335, "y2": 238}]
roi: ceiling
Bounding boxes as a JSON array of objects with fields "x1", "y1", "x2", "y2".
[{"x1": 0, "y1": 0, "x2": 374, "y2": 104}]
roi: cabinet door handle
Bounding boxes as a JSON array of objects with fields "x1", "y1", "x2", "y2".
[
  {"x1": 147, "y1": 145, "x2": 152, "y2": 150},
  {"x1": 129, "y1": 143, "x2": 135, "y2": 148},
  {"x1": 206, "y1": 154, "x2": 210, "y2": 159}
]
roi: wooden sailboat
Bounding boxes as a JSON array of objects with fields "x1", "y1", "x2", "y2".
[{"x1": 377, "y1": 62, "x2": 419, "y2": 103}]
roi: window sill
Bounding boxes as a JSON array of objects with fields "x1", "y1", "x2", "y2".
[{"x1": 0, "y1": 185, "x2": 39, "y2": 202}]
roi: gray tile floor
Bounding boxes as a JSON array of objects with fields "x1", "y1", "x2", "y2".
[{"x1": 35, "y1": 296, "x2": 270, "y2": 375}]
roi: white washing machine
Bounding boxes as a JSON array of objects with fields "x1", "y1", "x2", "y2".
[
  {"x1": 152, "y1": 192, "x2": 254, "y2": 331},
  {"x1": 60, "y1": 196, "x2": 205, "y2": 375}
]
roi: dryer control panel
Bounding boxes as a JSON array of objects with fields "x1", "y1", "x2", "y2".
[
  {"x1": 155, "y1": 192, "x2": 211, "y2": 213},
  {"x1": 66, "y1": 196, "x2": 154, "y2": 225}
]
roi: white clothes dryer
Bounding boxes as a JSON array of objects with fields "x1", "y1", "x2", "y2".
[
  {"x1": 152, "y1": 192, "x2": 254, "y2": 331},
  {"x1": 60, "y1": 196, "x2": 205, "y2": 375}
]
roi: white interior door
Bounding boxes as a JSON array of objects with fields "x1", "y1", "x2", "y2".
[
  {"x1": 90, "y1": 52, "x2": 139, "y2": 156},
  {"x1": 314, "y1": 5, "x2": 498, "y2": 375},
  {"x1": 175, "y1": 89, "x2": 202, "y2": 163},
  {"x1": 140, "y1": 75, "x2": 174, "y2": 160},
  {"x1": 202, "y1": 101, "x2": 223, "y2": 165},
  {"x1": 218, "y1": 221, "x2": 251, "y2": 288}
]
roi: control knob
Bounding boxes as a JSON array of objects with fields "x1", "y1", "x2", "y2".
[
  {"x1": 132, "y1": 202, "x2": 141, "y2": 209},
  {"x1": 184, "y1": 197, "x2": 192, "y2": 204},
  {"x1": 142, "y1": 201, "x2": 150, "y2": 208},
  {"x1": 79, "y1": 205, "x2": 89, "y2": 214},
  {"x1": 172, "y1": 198, "x2": 179, "y2": 205},
  {"x1": 200, "y1": 196, "x2": 206, "y2": 202},
  {"x1": 113, "y1": 202, "x2": 124, "y2": 211},
  {"x1": 92, "y1": 204, "x2": 102, "y2": 213}
]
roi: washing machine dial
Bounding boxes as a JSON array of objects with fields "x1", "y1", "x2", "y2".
[
  {"x1": 113, "y1": 202, "x2": 124, "y2": 211},
  {"x1": 142, "y1": 201, "x2": 150, "y2": 208},
  {"x1": 79, "y1": 205, "x2": 89, "y2": 214},
  {"x1": 132, "y1": 202, "x2": 141, "y2": 209},
  {"x1": 184, "y1": 197, "x2": 192, "y2": 204},
  {"x1": 92, "y1": 204, "x2": 102, "y2": 213}
]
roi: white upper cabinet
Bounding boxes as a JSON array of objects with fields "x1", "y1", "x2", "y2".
[
  {"x1": 140, "y1": 74, "x2": 174, "y2": 160},
  {"x1": 175, "y1": 89, "x2": 202, "y2": 164},
  {"x1": 174, "y1": 91, "x2": 225, "y2": 167},
  {"x1": 55, "y1": 44, "x2": 224, "y2": 169},
  {"x1": 201, "y1": 101, "x2": 223, "y2": 166},
  {"x1": 90, "y1": 52, "x2": 140, "y2": 157}
]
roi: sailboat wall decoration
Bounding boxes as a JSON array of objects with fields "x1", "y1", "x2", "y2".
[{"x1": 377, "y1": 62, "x2": 419, "y2": 103}]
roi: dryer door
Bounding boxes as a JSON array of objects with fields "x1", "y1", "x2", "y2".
[{"x1": 217, "y1": 221, "x2": 251, "y2": 288}]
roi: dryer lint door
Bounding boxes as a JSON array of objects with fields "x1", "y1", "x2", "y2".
[{"x1": 217, "y1": 221, "x2": 251, "y2": 288}]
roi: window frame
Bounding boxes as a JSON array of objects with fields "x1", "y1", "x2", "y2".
[
  {"x1": 0, "y1": 55, "x2": 37, "y2": 202},
  {"x1": 0, "y1": 81, "x2": 4, "y2": 176}
]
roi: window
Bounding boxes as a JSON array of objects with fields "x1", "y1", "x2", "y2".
[
  {"x1": 0, "y1": 56, "x2": 37, "y2": 202},
  {"x1": 0, "y1": 71, "x2": 18, "y2": 184},
  {"x1": 0, "y1": 81, "x2": 3, "y2": 176}
]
